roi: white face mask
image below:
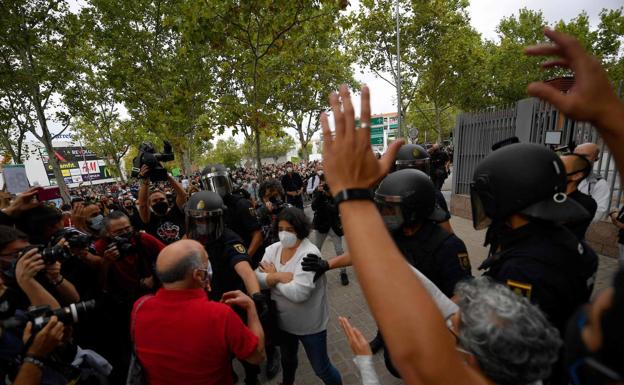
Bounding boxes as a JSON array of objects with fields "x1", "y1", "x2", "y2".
[
  {"x1": 317, "y1": 171, "x2": 323, "y2": 176},
  {"x1": 279, "y1": 231, "x2": 298, "y2": 248},
  {"x1": 286, "y1": 167, "x2": 293, "y2": 173}
]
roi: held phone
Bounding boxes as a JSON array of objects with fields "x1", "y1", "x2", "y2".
[{"x1": 37, "y1": 186, "x2": 61, "y2": 202}]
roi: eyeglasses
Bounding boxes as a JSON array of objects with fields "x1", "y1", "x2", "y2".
[{"x1": 111, "y1": 226, "x2": 133, "y2": 237}]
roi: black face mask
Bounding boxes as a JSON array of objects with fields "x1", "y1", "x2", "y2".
[
  {"x1": 565, "y1": 307, "x2": 623, "y2": 385},
  {"x1": 269, "y1": 196, "x2": 282, "y2": 205},
  {"x1": 151, "y1": 201, "x2": 169, "y2": 216}
]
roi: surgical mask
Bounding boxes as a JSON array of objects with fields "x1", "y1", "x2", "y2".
[
  {"x1": 279, "y1": 231, "x2": 298, "y2": 248},
  {"x1": 151, "y1": 201, "x2": 169, "y2": 216},
  {"x1": 287, "y1": 167, "x2": 293, "y2": 173},
  {"x1": 317, "y1": 171, "x2": 323, "y2": 176},
  {"x1": 88, "y1": 215, "x2": 104, "y2": 232}
]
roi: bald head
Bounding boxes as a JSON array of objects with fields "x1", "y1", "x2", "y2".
[
  {"x1": 574, "y1": 143, "x2": 600, "y2": 163},
  {"x1": 156, "y1": 240, "x2": 207, "y2": 288},
  {"x1": 561, "y1": 154, "x2": 591, "y2": 191}
]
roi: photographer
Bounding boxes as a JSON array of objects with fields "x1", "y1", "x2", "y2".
[
  {"x1": 310, "y1": 175, "x2": 349, "y2": 286},
  {"x1": 92, "y1": 211, "x2": 164, "y2": 383},
  {"x1": 256, "y1": 179, "x2": 287, "y2": 248},
  {"x1": 138, "y1": 165, "x2": 188, "y2": 245}
]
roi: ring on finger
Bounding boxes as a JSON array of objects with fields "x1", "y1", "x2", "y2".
[{"x1": 360, "y1": 122, "x2": 370, "y2": 129}]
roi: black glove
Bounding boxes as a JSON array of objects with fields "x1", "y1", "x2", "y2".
[
  {"x1": 301, "y1": 253, "x2": 329, "y2": 282},
  {"x1": 251, "y1": 292, "x2": 269, "y2": 322}
]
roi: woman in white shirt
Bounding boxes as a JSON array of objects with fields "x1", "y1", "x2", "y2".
[{"x1": 255, "y1": 207, "x2": 343, "y2": 385}]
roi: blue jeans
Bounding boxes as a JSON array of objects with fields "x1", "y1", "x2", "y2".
[{"x1": 280, "y1": 329, "x2": 343, "y2": 385}]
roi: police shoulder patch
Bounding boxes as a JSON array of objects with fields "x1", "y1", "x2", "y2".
[
  {"x1": 234, "y1": 243, "x2": 247, "y2": 254},
  {"x1": 457, "y1": 252, "x2": 471, "y2": 271},
  {"x1": 506, "y1": 279, "x2": 532, "y2": 299}
]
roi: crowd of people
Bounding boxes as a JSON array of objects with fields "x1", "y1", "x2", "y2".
[{"x1": 0, "y1": 29, "x2": 622, "y2": 385}]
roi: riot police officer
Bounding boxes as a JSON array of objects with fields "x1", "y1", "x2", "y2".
[
  {"x1": 394, "y1": 143, "x2": 453, "y2": 233},
  {"x1": 185, "y1": 191, "x2": 267, "y2": 385},
  {"x1": 472, "y1": 143, "x2": 598, "y2": 334},
  {"x1": 200, "y1": 164, "x2": 264, "y2": 267},
  {"x1": 375, "y1": 169, "x2": 472, "y2": 297}
]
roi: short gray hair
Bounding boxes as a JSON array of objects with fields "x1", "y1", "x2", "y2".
[
  {"x1": 455, "y1": 278, "x2": 562, "y2": 385},
  {"x1": 156, "y1": 249, "x2": 203, "y2": 283}
]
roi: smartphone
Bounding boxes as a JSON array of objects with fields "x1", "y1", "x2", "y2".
[{"x1": 37, "y1": 187, "x2": 61, "y2": 202}]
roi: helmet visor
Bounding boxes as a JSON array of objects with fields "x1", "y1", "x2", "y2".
[
  {"x1": 374, "y1": 196, "x2": 404, "y2": 231},
  {"x1": 201, "y1": 173, "x2": 232, "y2": 197},
  {"x1": 186, "y1": 209, "x2": 224, "y2": 242},
  {"x1": 395, "y1": 159, "x2": 431, "y2": 174},
  {"x1": 470, "y1": 186, "x2": 492, "y2": 230}
]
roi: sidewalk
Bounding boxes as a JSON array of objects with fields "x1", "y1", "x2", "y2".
[{"x1": 240, "y1": 215, "x2": 619, "y2": 385}]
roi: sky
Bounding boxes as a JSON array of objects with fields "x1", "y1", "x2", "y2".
[{"x1": 48, "y1": 0, "x2": 623, "y2": 144}]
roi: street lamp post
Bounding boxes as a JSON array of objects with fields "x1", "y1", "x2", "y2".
[{"x1": 395, "y1": 0, "x2": 403, "y2": 139}]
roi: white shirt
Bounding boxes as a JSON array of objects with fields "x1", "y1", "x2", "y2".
[
  {"x1": 578, "y1": 174, "x2": 610, "y2": 221},
  {"x1": 255, "y1": 238, "x2": 328, "y2": 335},
  {"x1": 306, "y1": 175, "x2": 321, "y2": 195}
]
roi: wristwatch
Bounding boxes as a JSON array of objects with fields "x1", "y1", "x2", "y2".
[{"x1": 333, "y1": 189, "x2": 374, "y2": 206}]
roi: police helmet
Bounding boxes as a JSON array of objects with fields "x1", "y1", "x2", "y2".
[
  {"x1": 375, "y1": 169, "x2": 447, "y2": 230},
  {"x1": 470, "y1": 143, "x2": 589, "y2": 230},
  {"x1": 395, "y1": 144, "x2": 431, "y2": 174},
  {"x1": 200, "y1": 164, "x2": 232, "y2": 197},
  {"x1": 185, "y1": 191, "x2": 226, "y2": 242}
]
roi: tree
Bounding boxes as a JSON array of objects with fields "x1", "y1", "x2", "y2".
[
  {"x1": 179, "y1": 0, "x2": 345, "y2": 178},
  {"x1": 201, "y1": 138, "x2": 243, "y2": 169},
  {"x1": 0, "y1": 0, "x2": 80, "y2": 201},
  {"x1": 0, "y1": 107, "x2": 29, "y2": 164},
  {"x1": 82, "y1": 0, "x2": 218, "y2": 176},
  {"x1": 243, "y1": 132, "x2": 295, "y2": 162}
]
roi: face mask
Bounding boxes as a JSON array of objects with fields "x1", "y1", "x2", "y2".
[
  {"x1": 88, "y1": 214, "x2": 104, "y2": 232},
  {"x1": 195, "y1": 223, "x2": 208, "y2": 235},
  {"x1": 279, "y1": 231, "x2": 298, "y2": 248},
  {"x1": 151, "y1": 201, "x2": 169, "y2": 216},
  {"x1": 382, "y1": 215, "x2": 403, "y2": 231},
  {"x1": 287, "y1": 167, "x2": 293, "y2": 173},
  {"x1": 317, "y1": 171, "x2": 323, "y2": 176},
  {"x1": 564, "y1": 307, "x2": 622, "y2": 385}
]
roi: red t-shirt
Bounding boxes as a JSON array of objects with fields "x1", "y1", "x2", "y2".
[
  {"x1": 132, "y1": 289, "x2": 259, "y2": 385},
  {"x1": 94, "y1": 233, "x2": 164, "y2": 294}
]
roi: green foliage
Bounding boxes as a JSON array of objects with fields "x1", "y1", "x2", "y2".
[
  {"x1": 201, "y1": 138, "x2": 243, "y2": 169},
  {"x1": 243, "y1": 133, "x2": 295, "y2": 161}
]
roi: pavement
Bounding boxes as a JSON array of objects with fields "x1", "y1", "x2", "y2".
[{"x1": 235, "y1": 179, "x2": 620, "y2": 385}]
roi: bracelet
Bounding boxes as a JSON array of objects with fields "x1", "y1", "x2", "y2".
[
  {"x1": 51, "y1": 276, "x2": 64, "y2": 287},
  {"x1": 333, "y1": 188, "x2": 374, "y2": 206},
  {"x1": 23, "y1": 355, "x2": 45, "y2": 370}
]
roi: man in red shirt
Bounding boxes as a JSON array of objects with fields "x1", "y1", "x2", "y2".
[{"x1": 132, "y1": 239, "x2": 265, "y2": 385}]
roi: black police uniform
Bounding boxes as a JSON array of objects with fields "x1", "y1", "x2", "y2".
[
  {"x1": 566, "y1": 190, "x2": 597, "y2": 240},
  {"x1": 203, "y1": 228, "x2": 252, "y2": 302},
  {"x1": 223, "y1": 192, "x2": 263, "y2": 266},
  {"x1": 481, "y1": 222, "x2": 598, "y2": 333},
  {"x1": 311, "y1": 188, "x2": 343, "y2": 238},
  {"x1": 393, "y1": 221, "x2": 472, "y2": 297}
]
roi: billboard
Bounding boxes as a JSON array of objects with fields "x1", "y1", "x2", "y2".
[{"x1": 39, "y1": 146, "x2": 116, "y2": 185}]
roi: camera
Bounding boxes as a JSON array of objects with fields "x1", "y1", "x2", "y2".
[
  {"x1": 111, "y1": 234, "x2": 135, "y2": 258},
  {"x1": 2, "y1": 300, "x2": 96, "y2": 333},
  {"x1": 51, "y1": 228, "x2": 93, "y2": 249},
  {"x1": 20, "y1": 244, "x2": 71, "y2": 265},
  {"x1": 131, "y1": 141, "x2": 174, "y2": 182}
]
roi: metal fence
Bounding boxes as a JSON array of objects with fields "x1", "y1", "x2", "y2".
[{"x1": 452, "y1": 86, "x2": 623, "y2": 215}]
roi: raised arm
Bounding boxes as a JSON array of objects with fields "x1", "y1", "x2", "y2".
[
  {"x1": 321, "y1": 85, "x2": 485, "y2": 385},
  {"x1": 138, "y1": 166, "x2": 151, "y2": 224},
  {"x1": 525, "y1": 28, "x2": 624, "y2": 179}
]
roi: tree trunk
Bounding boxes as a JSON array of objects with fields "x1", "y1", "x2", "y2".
[
  {"x1": 113, "y1": 158, "x2": 126, "y2": 182},
  {"x1": 255, "y1": 129, "x2": 262, "y2": 182},
  {"x1": 181, "y1": 146, "x2": 193, "y2": 176},
  {"x1": 435, "y1": 104, "x2": 442, "y2": 144},
  {"x1": 296, "y1": 116, "x2": 309, "y2": 162}
]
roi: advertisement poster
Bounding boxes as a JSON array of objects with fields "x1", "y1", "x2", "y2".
[{"x1": 40, "y1": 146, "x2": 116, "y2": 185}]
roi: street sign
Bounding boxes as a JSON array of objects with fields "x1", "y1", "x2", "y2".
[{"x1": 409, "y1": 128, "x2": 419, "y2": 140}]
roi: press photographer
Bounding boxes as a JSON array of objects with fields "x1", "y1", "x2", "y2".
[
  {"x1": 256, "y1": 179, "x2": 288, "y2": 248},
  {"x1": 137, "y1": 164, "x2": 188, "y2": 245},
  {"x1": 93, "y1": 211, "x2": 164, "y2": 383}
]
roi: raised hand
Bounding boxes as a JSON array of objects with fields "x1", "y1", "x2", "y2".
[
  {"x1": 320, "y1": 85, "x2": 404, "y2": 195},
  {"x1": 525, "y1": 28, "x2": 621, "y2": 126},
  {"x1": 338, "y1": 316, "x2": 372, "y2": 356}
]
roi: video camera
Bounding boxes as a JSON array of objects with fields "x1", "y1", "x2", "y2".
[
  {"x1": 131, "y1": 141, "x2": 174, "y2": 182},
  {"x1": 2, "y1": 300, "x2": 96, "y2": 333}
]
